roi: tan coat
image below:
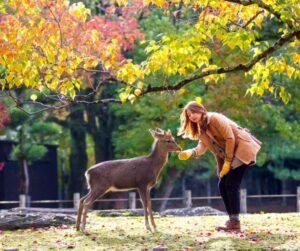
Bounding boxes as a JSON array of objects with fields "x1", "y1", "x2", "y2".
[{"x1": 193, "y1": 112, "x2": 262, "y2": 171}]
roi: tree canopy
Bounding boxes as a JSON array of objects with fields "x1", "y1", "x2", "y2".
[{"x1": 0, "y1": 0, "x2": 299, "y2": 113}]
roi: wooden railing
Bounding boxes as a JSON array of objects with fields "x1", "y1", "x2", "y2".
[{"x1": 1, "y1": 187, "x2": 299, "y2": 213}]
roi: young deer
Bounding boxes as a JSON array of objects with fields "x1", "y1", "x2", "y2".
[{"x1": 76, "y1": 128, "x2": 181, "y2": 232}]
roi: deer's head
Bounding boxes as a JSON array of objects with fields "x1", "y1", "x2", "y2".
[{"x1": 149, "y1": 128, "x2": 182, "y2": 152}]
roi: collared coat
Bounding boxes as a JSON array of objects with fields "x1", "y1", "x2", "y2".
[{"x1": 193, "y1": 112, "x2": 262, "y2": 172}]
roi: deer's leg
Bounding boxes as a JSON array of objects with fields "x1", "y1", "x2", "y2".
[
  {"x1": 76, "y1": 193, "x2": 90, "y2": 231},
  {"x1": 138, "y1": 187, "x2": 151, "y2": 231},
  {"x1": 81, "y1": 189, "x2": 107, "y2": 232},
  {"x1": 146, "y1": 188, "x2": 157, "y2": 230}
]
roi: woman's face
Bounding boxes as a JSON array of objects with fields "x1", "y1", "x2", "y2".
[{"x1": 186, "y1": 109, "x2": 202, "y2": 123}]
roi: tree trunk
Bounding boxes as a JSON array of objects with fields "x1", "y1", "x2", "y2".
[
  {"x1": 85, "y1": 81, "x2": 122, "y2": 209},
  {"x1": 19, "y1": 159, "x2": 27, "y2": 195},
  {"x1": 157, "y1": 167, "x2": 182, "y2": 212},
  {"x1": 86, "y1": 105, "x2": 114, "y2": 163},
  {"x1": 19, "y1": 158, "x2": 30, "y2": 206},
  {"x1": 68, "y1": 106, "x2": 88, "y2": 196}
]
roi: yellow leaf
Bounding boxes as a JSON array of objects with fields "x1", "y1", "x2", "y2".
[
  {"x1": 137, "y1": 81, "x2": 144, "y2": 89},
  {"x1": 30, "y1": 94, "x2": 38, "y2": 102},
  {"x1": 128, "y1": 94, "x2": 136, "y2": 103},
  {"x1": 134, "y1": 89, "x2": 142, "y2": 96},
  {"x1": 195, "y1": 97, "x2": 202, "y2": 104},
  {"x1": 70, "y1": 89, "x2": 76, "y2": 100},
  {"x1": 178, "y1": 88, "x2": 186, "y2": 95},
  {"x1": 119, "y1": 92, "x2": 127, "y2": 104}
]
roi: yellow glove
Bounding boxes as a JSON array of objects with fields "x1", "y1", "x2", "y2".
[
  {"x1": 178, "y1": 150, "x2": 193, "y2": 160},
  {"x1": 219, "y1": 160, "x2": 231, "y2": 178}
]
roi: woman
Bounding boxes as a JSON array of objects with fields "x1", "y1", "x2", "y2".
[{"x1": 178, "y1": 101, "x2": 261, "y2": 232}]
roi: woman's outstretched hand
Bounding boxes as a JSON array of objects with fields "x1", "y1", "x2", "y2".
[
  {"x1": 219, "y1": 160, "x2": 231, "y2": 178},
  {"x1": 178, "y1": 150, "x2": 193, "y2": 160}
]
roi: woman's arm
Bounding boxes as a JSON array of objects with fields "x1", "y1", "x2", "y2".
[
  {"x1": 193, "y1": 140, "x2": 207, "y2": 157},
  {"x1": 211, "y1": 114, "x2": 235, "y2": 162}
]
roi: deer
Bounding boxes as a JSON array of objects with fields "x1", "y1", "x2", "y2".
[{"x1": 76, "y1": 128, "x2": 182, "y2": 232}]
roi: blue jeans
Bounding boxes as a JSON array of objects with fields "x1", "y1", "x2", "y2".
[{"x1": 218, "y1": 164, "x2": 248, "y2": 215}]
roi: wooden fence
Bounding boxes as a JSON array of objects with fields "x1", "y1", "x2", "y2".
[{"x1": 1, "y1": 187, "x2": 300, "y2": 213}]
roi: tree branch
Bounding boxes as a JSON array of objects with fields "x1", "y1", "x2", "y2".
[
  {"x1": 5, "y1": 28, "x2": 299, "y2": 114},
  {"x1": 226, "y1": 0, "x2": 296, "y2": 31},
  {"x1": 229, "y1": 10, "x2": 264, "y2": 30},
  {"x1": 144, "y1": 28, "x2": 300, "y2": 93}
]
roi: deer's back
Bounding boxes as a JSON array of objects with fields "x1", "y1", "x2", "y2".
[{"x1": 86, "y1": 156, "x2": 157, "y2": 190}]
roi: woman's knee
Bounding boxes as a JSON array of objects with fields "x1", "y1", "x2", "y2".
[
  {"x1": 224, "y1": 179, "x2": 240, "y2": 193},
  {"x1": 218, "y1": 179, "x2": 227, "y2": 194}
]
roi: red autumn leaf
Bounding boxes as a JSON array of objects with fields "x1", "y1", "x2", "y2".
[{"x1": 0, "y1": 102, "x2": 10, "y2": 130}]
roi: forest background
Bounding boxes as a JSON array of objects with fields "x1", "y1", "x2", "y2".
[{"x1": 0, "y1": 0, "x2": 299, "y2": 212}]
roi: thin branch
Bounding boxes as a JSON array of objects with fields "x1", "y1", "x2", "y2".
[
  {"x1": 75, "y1": 67, "x2": 110, "y2": 74},
  {"x1": 74, "y1": 77, "x2": 116, "y2": 99},
  {"x1": 243, "y1": 10, "x2": 264, "y2": 28},
  {"x1": 226, "y1": 0, "x2": 296, "y2": 31},
  {"x1": 47, "y1": 5, "x2": 63, "y2": 48},
  {"x1": 230, "y1": 10, "x2": 264, "y2": 30},
  {"x1": 73, "y1": 99, "x2": 122, "y2": 105}
]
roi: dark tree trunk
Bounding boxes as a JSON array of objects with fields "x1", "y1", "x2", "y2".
[
  {"x1": 69, "y1": 106, "x2": 88, "y2": 196},
  {"x1": 86, "y1": 104, "x2": 122, "y2": 209},
  {"x1": 84, "y1": 79, "x2": 122, "y2": 209},
  {"x1": 157, "y1": 167, "x2": 182, "y2": 212},
  {"x1": 18, "y1": 127, "x2": 30, "y2": 206},
  {"x1": 19, "y1": 159, "x2": 29, "y2": 195},
  {"x1": 86, "y1": 104, "x2": 114, "y2": 163}
]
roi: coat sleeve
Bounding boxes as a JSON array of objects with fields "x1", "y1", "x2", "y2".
[
  {"x1": 216, "y1": 155, "x2": 224, "y2": 176},
  {"x1": 211, "y1": 114, "x2": 235, "y2": 162}
]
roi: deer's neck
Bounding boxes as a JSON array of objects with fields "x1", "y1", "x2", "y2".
[{"x1": 149, "y1": 140, "x2": 168, "y2": 175}]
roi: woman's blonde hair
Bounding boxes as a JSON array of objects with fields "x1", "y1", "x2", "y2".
[{"x1": 178, "y1": 101, "x2": 208, "y2": 140}]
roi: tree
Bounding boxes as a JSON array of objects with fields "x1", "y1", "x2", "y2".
[
  {"x1": 0, "y1": 0, "x2": 299, "y2": 112},
  {"x1": 4, "y1": 107, "x2": 60, "y2": 204},
  {"x1": 0, "y1": 0, "x2": 144, "y2": 111}
]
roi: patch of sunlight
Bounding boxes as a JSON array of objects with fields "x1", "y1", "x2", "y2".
[
  {"x1": 208, "y1": 239, "x2": 234, "y2": 251},
  {"x1": 274, "y1": 240, "x2": 300, "y2": 251}
]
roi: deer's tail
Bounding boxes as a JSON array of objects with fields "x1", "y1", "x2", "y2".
[{"x1": 85, "y1": 170, "x2": 91, "y2": 190}]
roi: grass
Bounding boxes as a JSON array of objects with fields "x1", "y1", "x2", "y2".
[{"x1": 1, "y1": 212, "x2": 300, "y2": 250}]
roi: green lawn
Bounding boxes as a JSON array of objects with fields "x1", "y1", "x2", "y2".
[{"x1": 1, "y1": 212, "x2": 300, "y2": 250}]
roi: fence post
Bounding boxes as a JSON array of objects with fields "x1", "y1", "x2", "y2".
[
  {"x1": 184, "y1": 190, "x2": 192, "y2": 208},
  {"x1": 19, "y1": 194, "x2": 26, "y2": 208},
  {"x1": 297, "y1": 187, "x2": 300, "y2": 213},
  {"x1": 240, "y1": 189, "x2": 247, "y2": 214},
  {"x1": 73, "y1": 193, "x2": 80, "y2": 210},
  {"x1": 128, "y1": 192, "x2": 136, "y2": 210}
]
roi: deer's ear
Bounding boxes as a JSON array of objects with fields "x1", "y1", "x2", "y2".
[
  {"x1": 149, "y1": 129, "x2": 156, "y2": 138},
  {"x1": 156, "y1": 128, "x2": 164, "y2": 133}
]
